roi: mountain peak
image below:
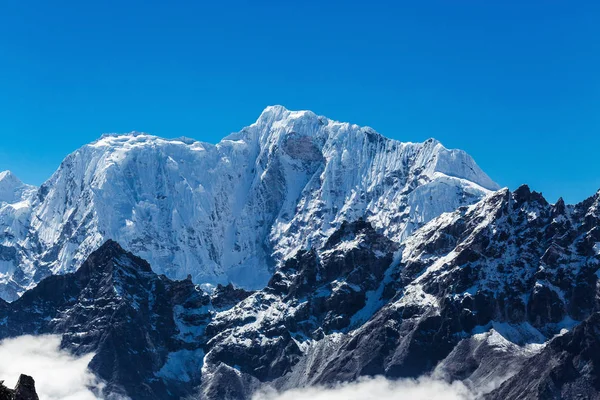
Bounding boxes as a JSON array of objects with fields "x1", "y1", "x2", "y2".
[
  {"x1": 260, "y1": 104, "x2": 290, "y2": 115},
  {"x1": 1, "y1": 108, "x2": 499, "y2": 299},
  {"x1": 423, "y1": 137, "x2": 442, "y2": 146},
  {"x1": 76, "y1": 239, "x2": 153, "y2": 281},
  {"x1": 253, "y1": 105, "x2": 322, "y2": 130},
  {"x1": 0, "y1": 170, "x2": 35, "y2": 204},
  {"x1": 98, "y1": 238, "x2": 126, "y2": 253},
  {"x1": 0, "y1": 374, "x2": 39, "y2": 400},
  {"x1": 0, "y1": 170, "x2": 22, "y2": 186},
  {"x1": 512, "y1": 184, "x2": 548, "y2": 206}
]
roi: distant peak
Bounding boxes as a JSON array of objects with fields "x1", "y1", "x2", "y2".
[
  {"x1": 256, "y1": 105, "x2": 288, "y2": 122},
  {"x1": 553, "y1": 196, "x2": 566, "y2": 215},
  {"x1": 514, "y1": 184, "x2": 531, "y2": 196},
  {"x1": 76, "y1": 239, "x2": 153, "y2": 279},
  {"x1": 0, "y1": 170, "x2": 36, "y2": 204},
  {"x1": 0, "y1": 170, "x2": 20, "y2": 183},
  {"x1": 423, "y1": 137, "x2": 442, "y2": 147},
  {"x1": 486, "y1": 187, "x2": 511, "y2": 201},
  {"x1": 512, "y1": 184, "x2": 548, "y2": 206},
  {"x1": 256, "y1": 105, "x2": 319, "y2": 125},
  {"x1": 0, "y1": 170, "x2": 37, "y2": 206},
  {"x1": 99, "y1": 239, "x2": 126, "y2": 252},
  {"x1": 83, "y1": 239, "x2": 129, "y2": 266},
  {"x1": 261, "y1": 105, "x2": 290, "y2": 114}
]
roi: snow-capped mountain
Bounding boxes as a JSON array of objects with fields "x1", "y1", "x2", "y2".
[
  {"x1": 0, "y1": 171, "x2": 36, "y2": 205},
  {"x1": 0, "y1": 106, "x2": 498, "y2": 300}
]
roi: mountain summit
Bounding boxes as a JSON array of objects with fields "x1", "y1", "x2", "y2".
[
  {"x1": 0, "y1": 106, "x2": 498, "y2": 300},
  {"x1": 0, "y1": 171, "x2": 35, "y2": 205}
]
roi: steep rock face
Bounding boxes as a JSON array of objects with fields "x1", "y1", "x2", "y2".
[
  {"x1": 0, "y1": 375, "x2": 39, "y2": 400},
  {"x1": 0, "y1": 172, "x2": 35, "y2": 205},
  {"x1": 394, "y1": 185, "x2": 600, "y2": 336},
  {"x1": 486, "y1": 312, "x2": 600, "y2": 400},
  {"x1": 12, "y1": 376, "x2": 38, "y2": 400},
  {"x1": 0, "y1": 172, "x2": 37, "y2": 301},
  {"x1": 294, "y1": 187, "x2": 600, "y2": 388},
  {"x1": 201, "y1": 219, "x2": 399, "y2": 388},
  {"x1": 196, "y1": 186, "x2": 600, "y2": 399},
  {"x1": 0, "y1": 219, "x2": 402, "y2": 400},
  {"x1": 433, "y1": 329, "x2": 542, "y2": 395},
  {"x1": 0, "y1": 106, "x2": 498, "y2": 300}
]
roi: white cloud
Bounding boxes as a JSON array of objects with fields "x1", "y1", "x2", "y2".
[
  {"x1": 0, "y1": 334, "x2": 105, "y2": 400},
  {"x1": 0, "y1": 335, "x2": 485, "y2": 400},
  {"x1": 252, "y1": 376, "x2": 476, "y2": 400}
]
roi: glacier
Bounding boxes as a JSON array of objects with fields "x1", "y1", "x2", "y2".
[{"x1": 0, "y1": 105, "x2": 499, "y2": 300}]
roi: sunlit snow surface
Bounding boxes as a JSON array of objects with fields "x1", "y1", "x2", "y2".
[{"x1": 0, "y1": 106, "x2": 498, "y2": 299}]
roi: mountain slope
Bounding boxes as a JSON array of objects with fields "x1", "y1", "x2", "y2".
[
  {"x1": 0, "y1": 106, "x2": 498, "y2": 300},
  {"x1": 0, "y1": 171, "x2": 37, "y2": 301},
  {"x1": 486, "y1": 312, "x2": 600, "y2": 400},
  {"x1": 197, "y1": 185, "x2": 600, "y2": 399},
  {"x1": 1, "y1": 185, "x2": 599, "y2": 400},
  {"x1": 0, "y1": 240, "x2": 211, "y2": 399}
]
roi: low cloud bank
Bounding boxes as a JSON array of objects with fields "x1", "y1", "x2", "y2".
[
  {"x1": 0, "y1": 335, "x2": 487, "y2": 400},
  {"x1": 253, "y1": 376, "x2": 476, "y2": 400},
  {"x1": 0, "y1": 334, "x2": 104, "y2": 400}
]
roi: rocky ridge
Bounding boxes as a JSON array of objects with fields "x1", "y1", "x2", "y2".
[
  {"x1": 1, "y1": 185, "x2": 599, "y2": 399},
  {"x1": 0, "y1": 375, "x2": 39, "y2": 400}
]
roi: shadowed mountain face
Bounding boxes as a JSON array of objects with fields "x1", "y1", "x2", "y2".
[
  {"x1": 0, "y1": 375, "x2": 39, "y2": 400},
  {"x1": 486, "y1": 312, "x2": 600, "y2": 400},
  {"x1": 0, "y1": 186, "x2": 599, "y2": 400},
  {"x1": 0, "y1": 241, "x2": 212, "y2": 400},
  {"x1": 194, "y1": 185, "x2": 600, "y2": 399},
  {"x1": 0, "y1": 106, "x2": 497, "y2": 301}
]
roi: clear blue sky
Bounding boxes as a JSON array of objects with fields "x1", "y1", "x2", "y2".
[{"x1": 0, "y1": 1, "x2": 598, "y2": 203}]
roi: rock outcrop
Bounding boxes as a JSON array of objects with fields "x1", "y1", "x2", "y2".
[{"x1": 0, "y1": 375, "x2": 39, "y2": 400}]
